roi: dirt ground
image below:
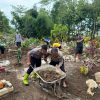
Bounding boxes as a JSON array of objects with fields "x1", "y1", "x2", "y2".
[{"x1": 0, "y1": 51, "x2": 100, "y2": 100}]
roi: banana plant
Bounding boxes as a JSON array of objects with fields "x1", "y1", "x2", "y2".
[{"x1": 51, "y1": 24, "x2": 68, "y2": 42}]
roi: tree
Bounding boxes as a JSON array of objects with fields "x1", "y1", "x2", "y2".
[
  {"x1": 26, "y1": 8, "x2": 38, "y2": 18},
  {"x1": 11, "y1": 6, "x2": 53, "y2": 38},
  {"x1": 11, "y1": 0, "x2": 100, "y2": 40},
  {"x1": 76, "y1": 0, "x2": 100, "y2": 38},
  {"x1": 11, "y1": 5, "x2": 26, "y2": 34},
  {"x1": 36, "y1": 8, "x2": 53, "y2": 38},
  {"x1": 40, "y1": 0, "x2": 100, "y2": 39},
  {"x1": 22, "y1": 16, "x2": 36, "y2": 37},
  {"x1": 0, "y1": 10, "x2": 10, "y2": 34},
  {"x1": 51, "y1": 24, "x2": 68, "y2": 42},
  {"x1": 11, "y1": 12, "x2": 24, "y2": 33}
]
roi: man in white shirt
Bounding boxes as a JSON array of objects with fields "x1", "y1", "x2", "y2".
[{"x1": 15, "y1": 33, "x2": 22, "y2": 47}]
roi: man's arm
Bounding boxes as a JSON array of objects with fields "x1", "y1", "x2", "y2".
[
  {"x1": 58, "y1": 58, "x2": 63, "y2": 68},
  {"x1": 43, "y1": 53, "x2": 50, "y2": 63},
  {"x1": 57, "y1": 51, "x2": 63, "y2": 68},
  {"x1": 27, "y1": 52, "x2": 31, "y2": 65},
  {"x1": 44, "y1": 49, "x2": 51, "y2": 63},
  {"x1": 77, "y1": 38, "x2": 83, "y2": 42},
  {"x1": 27, "y1": 49, "x2": 34, "y2": 65}
]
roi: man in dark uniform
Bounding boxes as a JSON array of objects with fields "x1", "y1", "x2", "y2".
[
  {"x1": 45, "y1": 48, "x2": 67, "y2": 87},
  {"x1": 75, "y1": 34, "x2": 83, "y2": 62},
  {"x1": 23, "y1": 45, "x2": 48, "y2": 85},
  {"x1": 0, "y1": 39, "x2": 6, "y2": 59}
]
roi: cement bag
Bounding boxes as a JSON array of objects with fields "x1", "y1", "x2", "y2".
[
  {"x1": 0, "y1": 60, "x2": 10, "y2": 66},
  {"x1": 95, "y1": 72, "x2": 100, "y2": 83}
]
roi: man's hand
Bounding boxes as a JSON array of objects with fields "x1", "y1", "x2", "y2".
[
  {"x1": 55, "y1": 66, "x2": 61, "y2": 73},
  {"x1": 27, "y1": 61, "x2": 30, "y2": 65},
  {"x1": 56, "y1": 64, "x2": 61, "y2": 68},
  {"x1": 44, "y1": 58, "x2": 49, "y2": 64},
  {"x1": 45, "y1": 61, "x2": 48, "y2": 64},
  {"x1": 56, "y1": 65, "x2": 61, "y2": 70},
  {"x1": 27, "y1": 52, "x2": 31, "y2": 65}
]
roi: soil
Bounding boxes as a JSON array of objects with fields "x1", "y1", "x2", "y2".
[
  {"x1": 0, "y1": 49, "x2": 100, "y2": 100},
  {"x1": 37, "y1": 70, "x2": 61, "y2": 82}
]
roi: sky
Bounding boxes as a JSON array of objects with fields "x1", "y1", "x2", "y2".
[
  {"x1": 0, "y1": 0, "x2": 40, "y2": 20},
  {"x1": 0, "y1": 0, "x2": 92, "y2": 20}
]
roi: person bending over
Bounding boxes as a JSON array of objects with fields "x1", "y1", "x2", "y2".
[{"x1": 23, "y1": 45, "x2": 48, "y2": 85}]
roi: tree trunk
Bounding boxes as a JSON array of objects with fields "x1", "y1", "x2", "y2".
[
  {"x1": 93, "y1": 19, "x2": 96, "y2": 39},
  {"x1": 67, "y1": 28, "x2": 70, "y2": 41}
]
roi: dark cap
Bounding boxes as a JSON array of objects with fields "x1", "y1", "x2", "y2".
[{"x1": 41, "y1": 45, "x2": 48, "y2": 50}]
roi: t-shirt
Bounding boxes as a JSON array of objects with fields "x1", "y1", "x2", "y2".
[
  {"x1": 76, "y1": 36, "x2": 83, "y2": 48},
  {"x1": 47, "y1": 48, "x2": 63, "y2": 62},
  {"x1": 77, "y1": 42, "x2": 83, "y2": 48},
  {"x1": 15, "y1": 34, "x2": 22, "y2": 42},
  {"x1": 29, "y1": 48, "x2": 43, "y2": 59}
]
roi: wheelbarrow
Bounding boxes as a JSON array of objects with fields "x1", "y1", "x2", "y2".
[{"x1": 33, "y1": 65, "x2": 66, "y2": 98}]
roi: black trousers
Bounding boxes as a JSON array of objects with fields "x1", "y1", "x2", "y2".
[
  {"x1": 16, "y1": 42, "x2": 21, "y2": 47},
  {"x1": 76, "y1": 46, "x2": 83, "y2": 54},
  {"x1": 27, "y1": 56, "x2": 41, "y2": 75},
  {"x1": 0, "y1": 46, "x2": 5, "y2": 54},
  {"x1": 49, "y1": 60, "x2": 65, "y2": 72}
]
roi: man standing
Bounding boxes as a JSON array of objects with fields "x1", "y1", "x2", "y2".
[
  {"x1": 75, "y1": 34, "x2": 84, "y2": 62},
  {"x1": 0, "y1": 42, "x2": 5, "y2": 59},
  {"x1": 0, "y1": 38, "x2": 6, "y2": 59},
  {"x1": 15, "y1": 32, "x2": 22, "y2": 48}
]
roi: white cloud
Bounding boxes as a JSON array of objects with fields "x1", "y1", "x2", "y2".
[
  {"x1": 0, "y1": 0, "x2": 40, "y2": 19},
  {"x1": 1, "y1": 0, "x2": 40, "y2": 8},
  {"x1": 6, "y1": 0, "x2": 40, "y2": 7}
]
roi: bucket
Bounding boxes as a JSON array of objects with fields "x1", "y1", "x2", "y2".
[{"x1": 95, "y1": 72, "x2": 100, "y2": 83}]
